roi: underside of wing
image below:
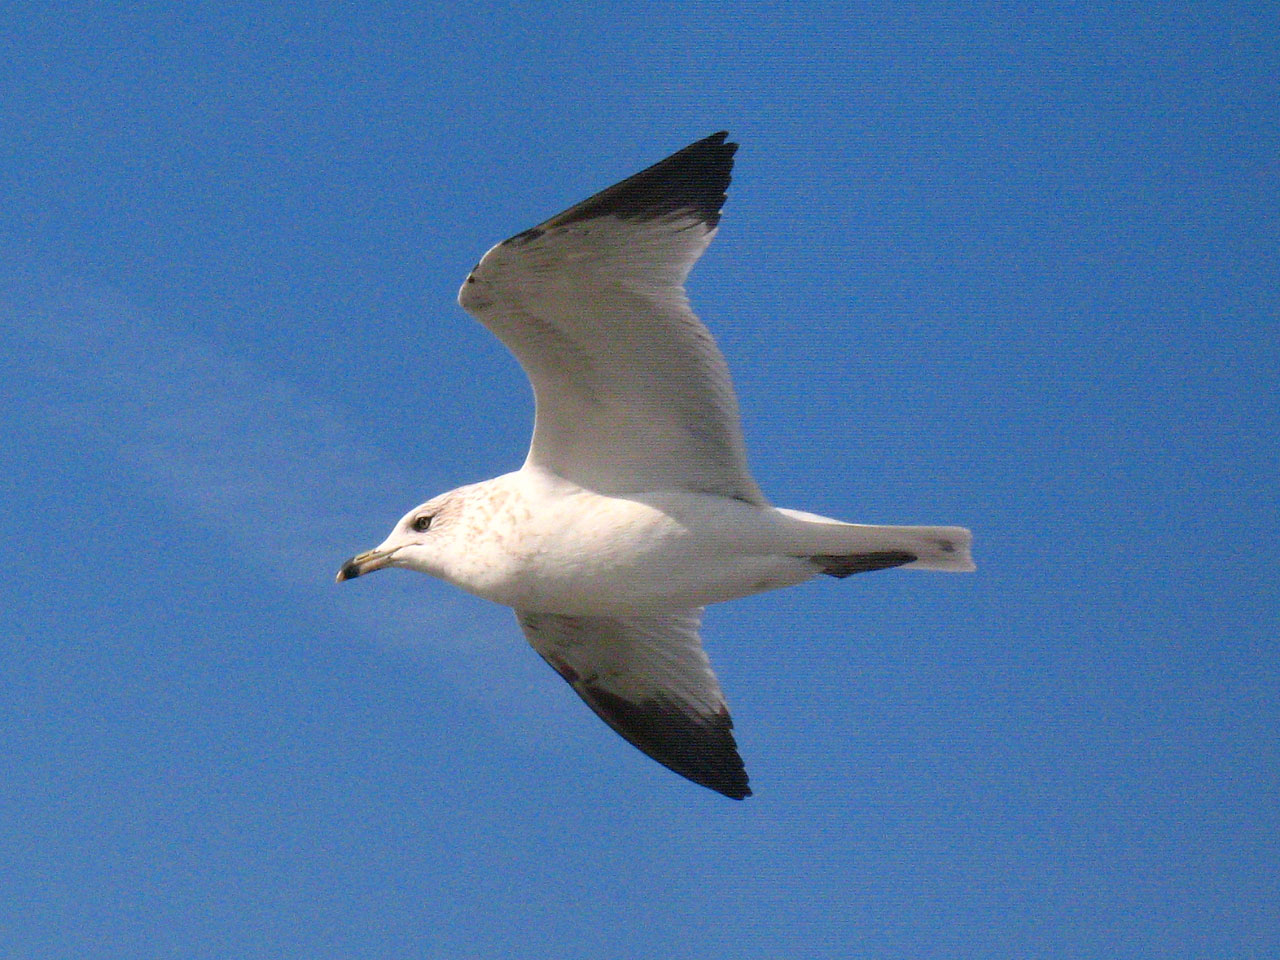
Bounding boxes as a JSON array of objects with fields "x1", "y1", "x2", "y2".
[
  {"x1": 459, "y1": 133, "x2": 765, "y2": 505},
  {"x1": 516, "y1": 609, "x2": 750, "y2": 800}
]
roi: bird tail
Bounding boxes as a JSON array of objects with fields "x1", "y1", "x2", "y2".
[{"x1": 773, "y1": 508, "x2": 975, "y2": 574}]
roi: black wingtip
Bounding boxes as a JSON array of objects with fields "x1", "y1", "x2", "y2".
[
  {"x1": 812, "y1": 551, "x2": 919, "y2": 579},
  {"x1": 582, "y1": 686, "x2": 752, "y2": 800},
  {"x1": 526, "y1": 131, "x2": 739, "y2": 236}
]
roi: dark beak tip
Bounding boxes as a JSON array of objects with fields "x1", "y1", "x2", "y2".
[{"x1": 335, "y1": 559, "x2": 361, "y2": 583}]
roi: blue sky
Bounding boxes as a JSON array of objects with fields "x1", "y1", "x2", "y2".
[{"x1": 2, "y1": 2, "x2": 1277, "y2": 957}]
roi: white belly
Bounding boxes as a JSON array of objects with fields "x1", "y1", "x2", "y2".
[{"x1": 468, "y1": 485, "x2": 818, "y2": 615}]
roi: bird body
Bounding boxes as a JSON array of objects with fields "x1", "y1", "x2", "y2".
[
  {"x1": 347, "y1": 468, "x2": 970, "y2": 617},
  {"x1": 338, "y1": 132, "x2": 974, "y2": 798}
]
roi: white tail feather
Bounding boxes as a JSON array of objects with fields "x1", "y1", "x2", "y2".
[{"x1": 774, "y1": 508, "x2": 976, "y2": 573}]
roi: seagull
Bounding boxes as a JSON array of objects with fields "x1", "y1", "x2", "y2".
[{"x1": 337, "y1": 132, "x2": 974, "y2": 799}]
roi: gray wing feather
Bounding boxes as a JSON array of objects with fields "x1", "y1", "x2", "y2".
[
  {"x1": 459, "y1": 133, "x2": 765, "y2": 504},
  {"x1": 516, "y1": 609, "x2": 751, "y2": 800}
]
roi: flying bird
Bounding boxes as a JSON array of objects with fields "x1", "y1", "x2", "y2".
[{"x1": 337, "y1": 132, "x2": 974, "y2": 799}]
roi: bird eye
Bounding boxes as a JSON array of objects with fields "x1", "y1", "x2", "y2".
[{"x1": 411, "y1": 514, "x2": 433, "y2": 533}]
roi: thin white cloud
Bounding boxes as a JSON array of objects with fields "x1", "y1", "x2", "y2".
[{"x1": 4, "y1": 279, "x2": 509, "y2": 658}]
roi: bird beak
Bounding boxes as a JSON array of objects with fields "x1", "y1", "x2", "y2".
[{"x1": 335, "y1": 547, "x2": 397, "y2": 583}]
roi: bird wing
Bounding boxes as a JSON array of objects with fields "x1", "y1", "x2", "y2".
[
  {"x1": 516, "y1": 609, "x2": 750, "y2": 799},
  {"x1": 458, "y1": 132, "x2": 765, "y2": 505}
]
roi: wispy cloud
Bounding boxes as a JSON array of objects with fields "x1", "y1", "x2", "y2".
[{"x1": 3, "y1": 279, "x2": 510, "y2": 658}]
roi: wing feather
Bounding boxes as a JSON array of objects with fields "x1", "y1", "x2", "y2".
[
  {"x1": 516, "y1": 609, "x2": 751, "y2": 800},
  {"x1": 459, "y1": 133, "x2": 765, "y2": 504}
]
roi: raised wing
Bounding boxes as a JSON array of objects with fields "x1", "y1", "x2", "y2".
[
  {"x1": 458, "y1": 132, "x2": 765, "y2": 505},
  {"x1": 516, "y1": 609, "x2": 750, "y2": 799}
]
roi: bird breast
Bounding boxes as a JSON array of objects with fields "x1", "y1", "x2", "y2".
[{"x1": 449, "y1": 478, "x2": 813, "y2": 615}]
